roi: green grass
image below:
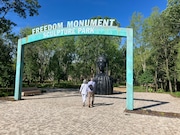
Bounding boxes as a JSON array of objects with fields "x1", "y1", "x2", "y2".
[
  {"x1": 170, "y1": 92, "x2": 180, "y2": 98},
  {"x1": 134, "y1": 86, "x2": 180, "y2": 98},
  {"x1": 133, "y1": 86, "x2": 146, "y2": 92}
]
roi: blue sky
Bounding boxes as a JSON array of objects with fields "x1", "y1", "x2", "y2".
[{"x1": 8, "y1": 0, "x2": 168, "y2": 33}]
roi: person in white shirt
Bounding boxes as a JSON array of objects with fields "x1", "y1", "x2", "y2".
[
  {"x1": 88, "y1": 78, "x2": 96, "y2": 108},
  {"x1": 79, "y1": 79, "x2": 88, "y2": 107}
]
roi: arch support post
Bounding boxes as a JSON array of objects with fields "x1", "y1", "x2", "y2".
[
  {"x1": 126, "y1": 28, "x2": 134, "y2": 110},
  {"x1": 14, "y1": 40, "x2": 24, "y2": 100}
]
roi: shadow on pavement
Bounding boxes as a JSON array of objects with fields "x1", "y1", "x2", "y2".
[{"x1": 93, "y1": 102, "x2": 114, "y2": 107}]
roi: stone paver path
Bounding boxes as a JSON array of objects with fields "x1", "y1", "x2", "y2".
[{"x1": 0, "y1": 89, "x2": 180, "y2": 135}]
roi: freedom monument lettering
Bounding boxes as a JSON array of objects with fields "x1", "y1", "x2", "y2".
[
  {"x1": 32, "y1": 19, "x2": 115, "y2": 34},
  {"x1": 31, "y1": 19, "x2": 116, "y2": 38},
  {"x1": 14, "y1": 18, "x2": 134, "y2": 110}
]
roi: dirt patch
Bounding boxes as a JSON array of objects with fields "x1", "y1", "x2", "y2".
[
  {"x1": 113, "y1": 87, "x2": 126, "y2": 92},
  {"x1": 125, "y1": 109, "x2": 180, "y2": 118},
  {"x1": 0, "y1": 97, "x2": 15, "y2": 101}
]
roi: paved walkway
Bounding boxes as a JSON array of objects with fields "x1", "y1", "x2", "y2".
[{"x1": 0, "y1": 89, "x2": 180, "y2": 135}]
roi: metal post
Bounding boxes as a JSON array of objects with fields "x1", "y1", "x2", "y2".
[
  {"x1": 126, "y1": 28, "x2": 134, "y2": 110},
  {"x1": 14, "y1": 40, "x2": 24, "y2": 100}
]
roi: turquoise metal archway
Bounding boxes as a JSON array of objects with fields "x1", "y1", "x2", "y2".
[{"x1": 14, "y1": 26, "x2": 134, "y2": 110}]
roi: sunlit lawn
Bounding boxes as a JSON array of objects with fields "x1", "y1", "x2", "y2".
[{"x1": 133, "y1": 86, "x2": 180, "y2": 98}]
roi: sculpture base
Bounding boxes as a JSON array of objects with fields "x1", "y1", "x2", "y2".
[{"x1": 94, "y1": 73, "x2": 113, "y2": 95}]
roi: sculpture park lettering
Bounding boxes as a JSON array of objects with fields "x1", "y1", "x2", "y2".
[{"x1": 42, "y1": 27, "x2": 95, "y2": 38}]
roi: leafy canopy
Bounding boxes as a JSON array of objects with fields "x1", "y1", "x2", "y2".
[{"x1": 0, "y1": 0, "x2": 41, "y2": 33}]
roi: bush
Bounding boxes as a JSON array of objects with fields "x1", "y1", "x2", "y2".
[
  {"x1": 0, "y1": 88, "x2": 14, "y2": 97},
  {"x1": 137, "y1": 71, "x2": 153, "y2": 86},
  {"x1": 148, "y1": 88, "x2": 154, "y2": 92},
  {"x1": 54, "y1": 82, "x2": 79, "y2": 88},
  {"x1": 157, "y1": 88, "x2": 164, "y2": 93}
]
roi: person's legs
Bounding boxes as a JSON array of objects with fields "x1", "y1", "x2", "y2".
[
  {"x1": 92, "y1": 92, "x2": 94, "y2": 107},
  {"x1": 82, "y1": 94, "x2": 86, "y2": 106},
  {"x1": 88, "y1": 91, "x2": 92, "y2": 108}
]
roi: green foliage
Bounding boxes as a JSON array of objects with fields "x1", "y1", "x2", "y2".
[
  {"x1": 0, "y1": 89, "x2": 14, "y2": 97},
  {"x1": 23, "y1": 81, "x2": 80, "y2": 89},
  {"x1": 23, "y1": 43, "x2": 40, "y2": 83},
  {"x1": 131, "y1": 5, "x2": 180, "y2": 92},
  {"x1": 113, "y1": 83, "x2": 119, "y2": 87},
  {"x1": 0, "y1": 0, "x2": 41, "y2": 33},
  {"x1": 171, "y1": 92, "x2": 180, "y2": 98},
  {"x1": 0, "y1": 0, "x2": 41, "y2": 89},
  {"x1": 133, "y1": 86, "x2": 146, "y2": 92},
  {"x1": 75, "y1": 34, "x2": 122, "y2": 79},
  {"x1": 166, "y1": 0, "x2": 180, "y2": 33},
  {"x1": 175, "y1": 42, "x2": 180, "y2": 82},
  {"x1": 47, "y1": 37, "x2": 76, "y2": 82},
  {"x1": 157, "y1": 88, "x2": 164, "y2": 93},
  {"x1": 73, "y1": 16, "x2": 122, "y2": 79},
  {"x1": 0, "y1": 91, "x2": 8, "y2": 97},
  {"x1": 137, "y1": 71, "x2": 153, "y2": 85},
  {"x1": 129, "y1": 12, "x2": 153, "y2": 85},
  {"x1": 0, "y1": 39, "x2": 15, "y2": 87},
  {"x1": 148, "y1": 88, "x2": 154, "y2": 92},
  {"x1": 54, "y1": 82, "x2": 79, "y2": 89}
]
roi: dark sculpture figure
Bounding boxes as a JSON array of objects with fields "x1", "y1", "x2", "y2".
[{"x1": 94, "y1": 55, "x2": 113, "y2": 95}]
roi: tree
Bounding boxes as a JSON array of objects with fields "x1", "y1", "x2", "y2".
[
  {"x1": 175, "y1": 43, "x2": 180, "y2": 80},
  {"x1": 72, "y1": 17, "x2": 121, "y2": 80},
  {"x1": 165, "y1": 0, "x2": 180, "y2": 33},
  {"x1": 48, "y1": 37, "x2": 76, "y2": 83},
  {"x1": 165, "y1": 0, "x2": 180, "y2": 92},
  {"x1": 146, "y1": 9, "x2": 177, "y2": 93},
  {"x1": 129, "y1": 12, "x2": 151, "y2": 84},
  {"x1": 0, "y1": 0, "x2": 41, "y2": 33},
  {"x1": 0, "y1": 0, "x2": 41, "y2": 87},
  {"x1": 138, "y1": 70, "x2": 153, "y2": 92},
  {"x1": 75, "y1": 34, "x2": 121, "y2": 80},
  {"x1": 0, "y1": 38, "x2": 15, "y2": 87},
  {"x1": 142, "y1": 7, "x2": 162, "y2": 91}
]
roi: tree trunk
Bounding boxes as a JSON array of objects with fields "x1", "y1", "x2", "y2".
[
  {"x1": 154, "y1": 66, "x2": 158, "y2": 91},
  {"x1": 145, "y1": 83, "x2": 148, "y2": 92},
  {"x1": 160, "y1": 81, "x2": 163, "y2": 89},
  {"x1": 141, "y1": 57, "x2": 146, "y2": 72},
  {"x1": 169, "y1": 80, "x2": 173, "y2": 93},
  {"x1": 164, "y1": 45, "x2": 172, "y2": 93},
  {"x1": 174, "y1": 75, "x2": 177, "y2": 92}
]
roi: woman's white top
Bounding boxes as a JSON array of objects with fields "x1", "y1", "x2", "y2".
[{"x1": 79, "y1": 83, "x2": 88, "y2": 95}]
